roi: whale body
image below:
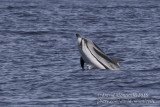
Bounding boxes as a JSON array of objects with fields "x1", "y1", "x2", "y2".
[{"x1": 76, "y1": 34, "x2": 123, "y2": 70}]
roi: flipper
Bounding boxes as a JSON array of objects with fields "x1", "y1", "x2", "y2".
[{"x1": 80, "y1": 57, "x2": 85, "y2": 70}]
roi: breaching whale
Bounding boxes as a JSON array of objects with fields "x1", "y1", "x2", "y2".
[{"x1": 76, "y1": 34, "x2": 123, "y2": 70}]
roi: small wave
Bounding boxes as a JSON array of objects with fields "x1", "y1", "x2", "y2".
[
  {"x1": 0, "y1": 41, "x2": 10, "y2": 44},
  {"x1": 1, "y1": 97, "x2": 97, "y2": 103},
  {"x1": 30, "y1": 64, "x2": 55, "y2": 69},
  {"x1": 4, "y1": 30, "x2": 51, "y2": 35},
  {"x1": 138, "y1": 67, "x2": 160, "y2": 72},
  {"x1": 6, "y1": 5, "x2": 37, "y2": 10},
  {"x1": 138, "y1": 81, "x2": 160, "y2": 88},
  {"x1": 97, "y1": 5, "x2": 160, "y2": 9}
]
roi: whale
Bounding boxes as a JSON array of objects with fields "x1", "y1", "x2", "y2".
[{"x1": 76, "y1": 34, "x2": 123, "y2": 70}]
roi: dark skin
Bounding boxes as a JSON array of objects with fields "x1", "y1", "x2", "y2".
[{"x1": 80, "y1": 57, "x2": 85, "y2": 70}]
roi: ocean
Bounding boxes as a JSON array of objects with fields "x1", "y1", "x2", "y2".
[{"x1": 0, "y1": 0, "x2": 160, "y2": 106}]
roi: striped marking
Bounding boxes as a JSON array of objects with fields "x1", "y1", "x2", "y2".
[{"x1": 84, "y1": 39, "x2": 108, "y2": 69}]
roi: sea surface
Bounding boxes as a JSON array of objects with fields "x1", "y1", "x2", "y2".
[{"x1": 0, "y1": 0, "x2": 160, "y2": 107}]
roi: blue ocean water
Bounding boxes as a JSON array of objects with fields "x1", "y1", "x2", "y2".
[{"x1": 0, "y1": 0, "x2": 160, "y2": 107}]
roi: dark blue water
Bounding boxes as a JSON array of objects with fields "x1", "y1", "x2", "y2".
[{"x1": 0, "y1": 0, "x2": 160, "y2": 106}]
